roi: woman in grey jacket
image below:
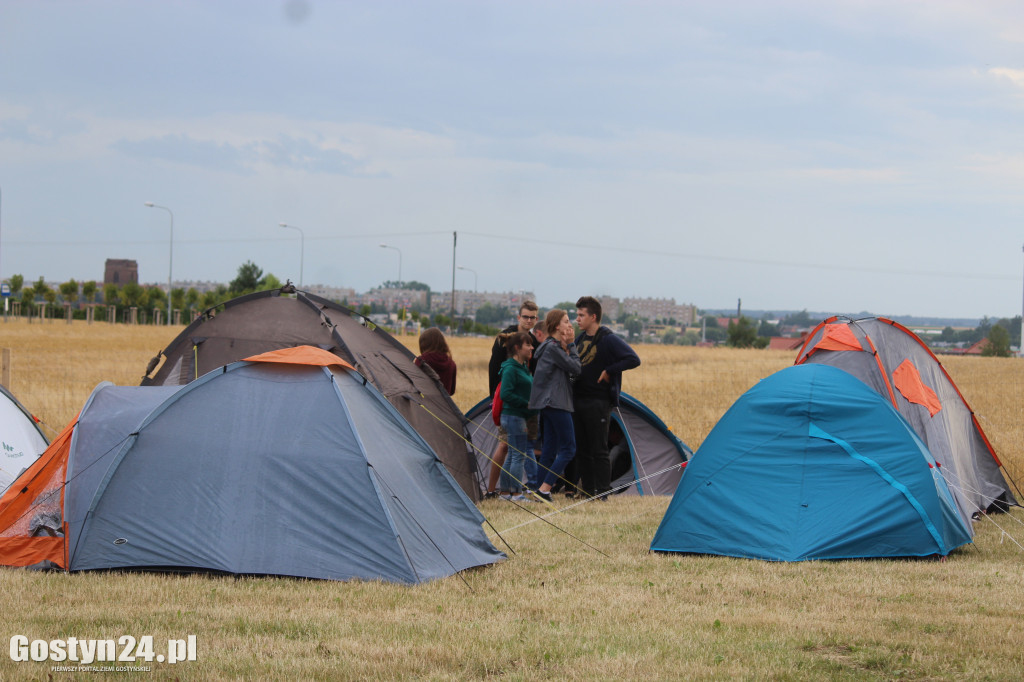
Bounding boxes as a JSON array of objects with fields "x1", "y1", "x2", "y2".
[{"x1": 527, "y1": 309, "x2": 582, "y2": 502}]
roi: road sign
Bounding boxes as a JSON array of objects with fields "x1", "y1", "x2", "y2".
[{"x1": 0, "y1": 283, "x2": 10, "y2": 298}]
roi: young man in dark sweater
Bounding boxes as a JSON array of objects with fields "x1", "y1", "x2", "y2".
[{"x1": 573, "y1": 295, "x2": 641, "y2": 499}]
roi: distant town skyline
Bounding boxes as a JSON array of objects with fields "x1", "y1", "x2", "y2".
[{"x1": 14, "y1": 260, "x2": 998, "y2": 329}]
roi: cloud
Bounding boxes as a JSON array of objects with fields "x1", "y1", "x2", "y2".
[
  {"x1": 989, "y1": 67, "x2": 1024, "y2": 89},
  {"x1": 794, "y1": 166, "x2": 906, "y2": 184},
  {"x1": 112, "y1": 134, "x2": 250, "y2": 172},
  {"x1": 258, "y1": 135, "x2": 378, "y2": 176},
  {"x1": 111, "y1": 132, "x2": 374, "y2": 176}
]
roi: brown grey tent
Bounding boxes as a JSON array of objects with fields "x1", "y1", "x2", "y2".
[{"x1": 141, "y1": 287, "x2": 481, "y2": 500}]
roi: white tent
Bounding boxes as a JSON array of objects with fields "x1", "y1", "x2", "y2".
[{"x1": 0, "y1": 385, "x2": 48, "y2": 495}]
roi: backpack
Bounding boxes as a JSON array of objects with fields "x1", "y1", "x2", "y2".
[{"x1": 491, "y1": 382, "x2": 503, "y2": 426}]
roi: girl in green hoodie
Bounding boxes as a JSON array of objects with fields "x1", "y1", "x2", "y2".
[{"x1": 498, "y1": 332, "x2": 536, "y2": 500}]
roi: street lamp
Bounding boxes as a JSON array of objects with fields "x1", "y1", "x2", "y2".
[
  {"x1": 279, "y1": 222, "x2": 305, "y2": 287},
  {"x1": 144, "y1": 202, "x2": 173, "y2": 326},
  {"x1": 457, "y1": 265, "x2": 477, "y2": 292},
  {"x1": 379, "y1": 243, "x2": 402, "y2": 286}
]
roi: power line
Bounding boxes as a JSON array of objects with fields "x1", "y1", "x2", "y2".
[
  {"x1": 459, "y1": 231, "x2": 1019, "y2": 282},
  {"x1": 4, "y1": 230, "x2": 450, "y2": 247},
  {"x1": 5, "y1": 229, "x2": 1019, "y2": 282}
]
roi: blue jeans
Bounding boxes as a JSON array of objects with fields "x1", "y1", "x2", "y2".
[
  {"x1": 538, "y1": 408, "x2": 576, "y2": 488},
  {"x1": 499, "y1": 414, "x2": 529, "y2": 494}
]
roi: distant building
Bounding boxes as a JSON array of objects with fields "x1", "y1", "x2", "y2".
[
  {"x1": 595, "y1": 295, "x2": 697, "y2": 326},
  {"x1": 104, "y1": 259, "x2": 138, "y2": 286},
  {"x1": 431, "y1": 290, "x2": 537, "y2": 317},
  {"x1": 352, "y1": 287, "x2": 429, "y2": 311},
  {"x1": 305, "y1": 284, "x2": 358, "y2": 303},
  {"x1": 620, "y1": 297, "x2": 697, "y2": 325},
  {"x1": 768, "y1": 336, "x2": 806, "y2": 351}
]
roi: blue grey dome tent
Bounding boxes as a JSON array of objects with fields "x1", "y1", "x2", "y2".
[
  {"x1": 651, "y1": 364, "x2": 972, "y2": 561},
  {"x1": 0, "y1": 347, "x2": 503, "y2": 582},
  {"x1": 465, "y1": 392, "x2": 691, "y2": 496}
]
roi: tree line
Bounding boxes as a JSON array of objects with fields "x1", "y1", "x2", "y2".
[
  {"x1": 718, "y1": 311, "x2": 1021, "y2": 356},
  {"x1": 3, "y1": 261, "x2": 281, "y2": 322}
]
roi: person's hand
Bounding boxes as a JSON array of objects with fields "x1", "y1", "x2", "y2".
[
  {"x1": 561, "y1": 326, "x2": 574, "y2": 346},
  {"x1": 598, "y1": 370, "x2": 610, "y2": 384}
]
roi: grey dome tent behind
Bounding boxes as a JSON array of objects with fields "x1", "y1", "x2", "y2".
[
  {"x1": 464, "y1": 392, "x2": 691, "y2": 495},
  {"x1": 795, "y1": 316, "x2": 1019, "y2": 518},
  {"x1": 140, "y1": 287, "x2": 481, "y2": 501},
  {"x1": 0, "y1": 346, "x2": 504, "y2": 583},
  {"x1": 0, "y1": 384, "x2": 49, "y2": 496}
]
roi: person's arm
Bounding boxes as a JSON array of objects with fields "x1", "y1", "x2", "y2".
[
  {"x1": 602, "y1": 335, "x2": 640, "y2": 375},
  {"x1": 487, "y1": 336, "x2": 505, "y2": 394}
]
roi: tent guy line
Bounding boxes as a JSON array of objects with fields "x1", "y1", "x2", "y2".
[
  {"x1": 495, "y1": 462, "x2": 688, "y2": 537},
  {"x1": 417, "y1": 399, "x2": 590, "y2": 500},
  {"x1": 971, "y1": 511, "x2": 1024, "y2": 553},
  {"x1": 940, "y1": 466, "x2": 1024, "y2": 547},
  {"x1": 415, "y1": 399, "x2": 614, "y2": 556}
]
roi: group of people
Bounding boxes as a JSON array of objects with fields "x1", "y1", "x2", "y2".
[
  {"x1": 412, "y1": 296, "x2": 641, "y2": 504},
  {"x1": 487, "y1": 297, "x2": 641, "y2": 503}
]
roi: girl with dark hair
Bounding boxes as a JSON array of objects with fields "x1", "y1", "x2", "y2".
[{"x1": 414, "y1": 327, "x2": 457, "y2": 395}]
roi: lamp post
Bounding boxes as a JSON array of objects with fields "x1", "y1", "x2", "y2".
[
  {"x1": 143, "y1": 202, "x2": 173, "y2": 326},
  {"x1": 379, "y1": 243, "x2": 402, "y2": 286},
  {"x1": 457, "y1": 265, "x2": 477, "y2": 292},
  {"x1": 279, "y1": 222, "x2": 305, "y2": 287}
]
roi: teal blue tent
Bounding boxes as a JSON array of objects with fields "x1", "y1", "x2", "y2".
[{"x1": 651, "y1": 364, "x2": 972, "y2": 561}]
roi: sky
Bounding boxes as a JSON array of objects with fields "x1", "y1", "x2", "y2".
[{"x1": 1, "y1": 0, "x2": 1023, "y2": 320}]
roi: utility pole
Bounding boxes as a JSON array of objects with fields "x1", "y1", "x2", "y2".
[{"x1": 450, "y1": 231, "x2": 457, "y2": 332}]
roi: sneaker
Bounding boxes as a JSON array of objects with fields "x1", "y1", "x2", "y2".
[
  {"x1": 484, "y1": 491, "x2": 499, "y2": 500},
  {"x1": 499, "y1": 493, "x2": 512, "y2": 500},
  {"x1": 532, "y1": 490, "x2": 553, "y2": 503},
  {"x1": 510, "y1": 494, "x2": 534, "y2": 503},
  {"x1": 564, "y1": 491, "x2": 575, "y2": 499}
]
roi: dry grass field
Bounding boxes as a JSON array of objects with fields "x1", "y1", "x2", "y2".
[{"x1": 1, "y1": 318, "x2": 1023, "y2": 680}]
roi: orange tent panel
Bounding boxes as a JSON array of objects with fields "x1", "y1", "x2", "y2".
[
  {"x1": 0, "y1": 418, "x2": 75, "y2": 569},
  {"x1": 893, "y1": 359, "x2": 942, "y2": 417},
  {"x1": 0, "y1": 536, "x2": 65, "y2": 568},
  {"x1": 243, "y1": 345, "x2": 355, "y2": 371},
  {"x1": 815, "y1": 323, "x2": 863, "y2": 352}
]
